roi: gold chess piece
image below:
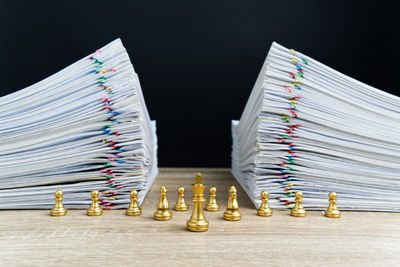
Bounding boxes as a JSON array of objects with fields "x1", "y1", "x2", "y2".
[
  {"x1": 257, "y1": 190, "x2": 272, "y2": 217},
  {"x1": 50, "y1": 190, "x2": 67, "y2": 216},
  {"x1": 205, "y1": 186, "x2": 220, "y2": 211},
  {"x1": 154, "y1": 185, "x2": 172, "y2": 220},
  {"x1": 174, "y1": 186, "x2": 189, "y2": 211},
  {"x1": 87, "y1": 190, "x2": 103, "y2": 216},
  {"x1": 223, "y1": 186, "x2": 242, "y2": 221},
  {"x1": 290, "y1": 191, "x2": 306, "y2": 217},
  {"x1": 186, "y1": 173, "x2": 209, "y2": 232},
  {"x1": 324, "y1": 192, "x2": 341, "y2": 218},
  {"x1": 126, "y1": 190, "x2": 142, "y2": 216}
]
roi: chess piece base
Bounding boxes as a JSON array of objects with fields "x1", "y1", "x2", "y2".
[
  {"x1": 186, "y1": 219, "x2": 209, "y2": 232},
  {"x1": 324, "y1": 210, "x2": 341, "y2": 218},
  {"x1": 223, "y1": 210, "x2": 241, "y2": 221},
  {"x1": 174, "y1": 204, "x2": 189, "y2": 211},
  {"x1": 126, "y1": 208, "x2": 142, "y2": 216},
  {"x1": 50, "y1": 208, "x2": 67, "y2": 216},
  {"x1": 205, "y1": 204, "x2": 220, "y2": 211},
  {"x1": 257, "y1": 209, "x2": 272, "y2": 217},
  {"x1": 290, "y1": 209, "x2": 306, "y2": 217},
  {"x1": 87, "y1": 208, "x2": 103, "y2": 216},
  {"x1": 154, "y1": 209, "x2": 172, "y2": 220}
]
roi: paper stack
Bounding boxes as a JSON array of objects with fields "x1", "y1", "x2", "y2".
[
  {"x1": 232, "y1": 42, "x2": 400, "y2": 211},
  {"x1": 0, "y1": 39, "x2": 158, "y2": 209}
]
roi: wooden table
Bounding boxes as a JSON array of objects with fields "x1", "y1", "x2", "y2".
[{"x1": 0, "y1": 168, "x2": 399, "y2": 266}]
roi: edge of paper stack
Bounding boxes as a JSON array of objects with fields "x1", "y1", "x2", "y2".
[
  {"x1": 232, "y1": 42, "x2": 400, "y2": 212},
  {"x1": 0, "y1": 38, "x2": 158, "y2": 209}
]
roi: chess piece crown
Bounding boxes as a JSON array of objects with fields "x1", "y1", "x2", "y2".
[
  {"x1": 223, "y1": 186, "x2": 242, "y2": 221},
  {"x1": 186, "y1": 173, "x2": 209, "y2": 232},
  {"x1": 174, "y1": 186, "x2": 189, "y2": 211},
  {"x1": 154, "y1": 185, "x2": 172, "y2": 220},
  {"x1": 50, "y1": 190, "x2": 67, "y2": 216},
  {"x1": 257, "y1": 191, "x2": 272, "y2": 217},
  {"x1": 205, "y1": 186, "x2": 220, "y2": 211},
  {"x1": 290, "y1": 191, "x2": 306, "y2": 217},
  {"x1": 87, "y1": 190, "x2": 103, "y2": 216},
  {"x1": 324, "y1": 192, "x2": 341, "y2": 218},
  {"x1": 126, "y1": 190, "x2": 142, "y2": 216}
]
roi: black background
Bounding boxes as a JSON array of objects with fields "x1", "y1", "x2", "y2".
[{"x1": 1, "y1": 1, "x2": 398, "y2": 167}]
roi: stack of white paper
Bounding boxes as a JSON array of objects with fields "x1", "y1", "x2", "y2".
[
  {"x1": 232, "y1": 42, "x2": 400, "y2": 211},
  {"x1": 0, "y1": 39, "x2": 158, "y2": 209}
]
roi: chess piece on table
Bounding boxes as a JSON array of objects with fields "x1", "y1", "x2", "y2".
[
  {"x1": 257, "y1": 190, "x2": 272, "y2": 217},
  {"x1": 126, "y1": 190, "x2": 142, "y2": 216},
  {"x1": 50, "y1": 190, "x2": 67, "y2": 216},
  {"x1": 186, "y1": 173, "x2": 209, "y2": 232},
  {"x1": 324, "y1": 192, "x2": 341, "y2": 218},
  {"x1": 87, "y1": 190, "x2": 103, "y2": 216},
  {"x1": 154, "y1": 185, "x2": 172, "y2": 220},
  {"x1": 223, "y1": 186, "x2": 242, "y2": 221},
  {"x1": 174, "y1": 186, "x2": 189, "y2": 211},
  {"x1": 205, "y1": 186, "x2": 220, "y2": 211},
  {"x1": 290, "y1": 191, "x2": 306, "y2": 217}
]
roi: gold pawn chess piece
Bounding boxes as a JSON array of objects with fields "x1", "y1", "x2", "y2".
[
  {"x1": 186, "y1": 173, "x2": 209, "y2": 232},
  {"x1": 174, "y1": 186, "x2": 189, "y2": 211},
  {"x1": 87, "y1": 190, "x2": 103, "y2": 216},
  {"x1": 154, "y1": 185, "x2": 172, "y2": 220},
  {"x1": 223, "y1": 186, "x2": 242, "y2": 221},
  {"x1": 324, "y1": 192, "x2": 341, "y2": 218},
  {"x1": 290, "y1": 191, "x2": 306, "y2": 217},
  {"x1": 205, "y1": 186, "x2": 220, "y2": 211},
  {"x1": 50, "y1": 190, "x2": 67, "y2": 216},
  {"x1": 126, "y1": 190, "x2": 142, "y2": 216},
  {"x1": 257, "y1": 190, "x2": 272, "y2": 217}
]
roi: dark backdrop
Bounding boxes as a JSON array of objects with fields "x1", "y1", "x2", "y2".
[{"x1": 1, "y1": 1, "x2": 398, "y2": 167}]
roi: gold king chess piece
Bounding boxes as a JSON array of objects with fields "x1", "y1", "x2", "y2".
[
  {"x1": 126, "y1": 190, "x2": 142, "y2": 216},
  {"x1": 205, "y1": 186, "x2": 220, "y2": 211},
  {"x1": 186, "y1": 173, "x2": 209, "y2": 232},
  {"x1": 174, "y1": 186, "x2": 189, "y2": 211},
  {"x1": 290, "y1": 191, "x2": 306, "y2": 217},
  {"x1": 324, "y1": 192, "x2": 341, "y2": 218},
  {"x1": 87, "y1": 189, "x2": 103, "y2": 216},
  {"x1": 50, "y1": 190, "x2": 67, "y2": 216},
  {"x1": 257, "y1": 190, "x2": 272, "y2": 217},
  {"x1": 154, "y1": 185, "x2": 172, "y2": 220},
  {"x1": 223, "y1": 186, "x2": 242, "y2": 221}
]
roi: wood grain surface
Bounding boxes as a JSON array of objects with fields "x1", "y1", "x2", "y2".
[{"x1": 0, "y1": 168, "x2": 399, "y2": 266}]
